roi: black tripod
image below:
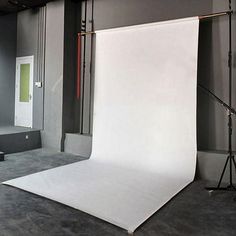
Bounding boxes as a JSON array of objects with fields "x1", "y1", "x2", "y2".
[
  {"x1": 199, "y1": 83, "x2": 236, "y2": 191},
  {"x1": 200, "y1": 0, "x2": 236, "y2": 191}
]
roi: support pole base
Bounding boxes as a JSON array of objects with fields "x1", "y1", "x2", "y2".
[
  {"x1": 206, "y1": 185, "x2": 236, "y2": 191},
  {"x1": 0, "y1": 151, "x2": 5, "y2": 162}
]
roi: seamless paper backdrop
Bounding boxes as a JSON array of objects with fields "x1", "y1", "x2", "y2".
[{"x1": 4, "y1": 17, "x2": 199, "y2": 233}]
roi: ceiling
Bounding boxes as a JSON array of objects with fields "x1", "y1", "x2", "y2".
[{"x1": 0, "y1": 0, "x2": 54, "y2": 15}]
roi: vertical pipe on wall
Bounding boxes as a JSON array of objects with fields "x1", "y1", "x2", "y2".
[
  {"x1": 36, "y1": 6, "x2": 46, "y2": 129},
  {"x1": 42, "y1": 6, "x2": 46, "y2": 130},
  {"x1": 37, "y1": 7, "x2": 45, "y2": 85},
  {"x1": 39, "y1": 8, "x2": 42, "y2": 84},
  {"x1": 37, "y1": 9, "x2": 40, "y2": 83},
  {"x1": 228, "y1": 0, "x2": 233, "y2": 186},
  {"x1": 77, "y1": 34, "x2": 82, "y2": 99},
  {"x1": 88, "y1": 0, "x2": 94, "y2": 134},
  {"x1": 79, "y1": 0, "x2": 88, "y2": 134}
]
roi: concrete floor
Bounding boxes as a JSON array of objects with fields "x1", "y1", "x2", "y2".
[{"x1": 0, "y1": 149, "x2": 236, "y2": 236}]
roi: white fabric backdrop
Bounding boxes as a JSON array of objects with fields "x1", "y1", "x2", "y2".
[{"x1": 4, "y1": 17, "x2": 199, "y2": 233}]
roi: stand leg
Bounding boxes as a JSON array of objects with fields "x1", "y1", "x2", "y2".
[
  {"x1": 226, "y1": 155, "x2": 236, "y2": 190},
  {"x1": 230, "y1": 155, "x2": 233, "y2": 186},
  {"x1": 206, "y1": 155, "x2": 236, "y2": 191},
  {"x1": 218, "y1": 155, "x2": 230, "y2": 188},
  {"x1": 206, "y1": 156, "x2": 230, "y2": 191},
  {"x1": 232, "y1": 156, "x2": 236, "y2": 170},
  {"x1": 0, "y1": 152, "x2": 5, "y2": 162}
]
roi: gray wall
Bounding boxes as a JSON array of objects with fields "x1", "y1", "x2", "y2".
[
  {"x1": 62, "y1": 0, "x2": 81, "y2": 146},
  {"x1": 41, "y1": 0, "x2": 65, "y2": 150},
  {"x1": 198, "y1": 0, "x2": 236, "y2": 151},
  {"x1": 93, "y1": 0, "x2": 212, "y2": 30},
  {"x1": 17, "y1": 9, "x2": 45, "y2": 130},
  {"x1": 15, "y1": 0, "x2": 74, "y2": 151},
  {"x1": 15, "y1": 0, "x2": 67, "y2": 151},
  {"x1": 0, "y1": 14, "x2": 17, "y2": 126}
]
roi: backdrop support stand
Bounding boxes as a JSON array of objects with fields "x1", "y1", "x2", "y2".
[
  {"x1": 0, "y1": 151, "x2": 4, "y2": 161},
  {"x1": 201, "y1": 1, "x2": 236, "y2": 192},
  {"x1": 79, "y1": 0, "x2": 88, "y2": 134},
  {"x1": 77, "y1": 6, "x2": 235, "y2": 189}
]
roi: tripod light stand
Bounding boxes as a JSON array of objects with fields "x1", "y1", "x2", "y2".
[{"x1": 200, "y1": 0, "x2": 236, "y2": 191}]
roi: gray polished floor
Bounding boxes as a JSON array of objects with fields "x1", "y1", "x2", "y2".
[{"x1": 0, "y1": 149, "x2": 236, "y2": 236}]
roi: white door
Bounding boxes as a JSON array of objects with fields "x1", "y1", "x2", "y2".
[{"x1": 15, "y1": 56, "x2": 34, "y2": 128}]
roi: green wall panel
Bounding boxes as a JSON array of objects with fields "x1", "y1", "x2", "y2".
[{"x1": 20, "y1": 63, "x2": 30, "y2": 102}]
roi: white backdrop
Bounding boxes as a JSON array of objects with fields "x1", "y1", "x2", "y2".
[{"x1": 4, "y1": 17, "x2": 199, "y2": 233}]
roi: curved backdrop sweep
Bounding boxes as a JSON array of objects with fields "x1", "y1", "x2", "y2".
[{"x1": 4, "y1": 17, "x2": 199, "y2": 233}]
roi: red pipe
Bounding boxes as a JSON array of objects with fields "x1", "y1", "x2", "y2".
[{"x1": 77, "y1": 34, "x2": 82, "y2": 99}]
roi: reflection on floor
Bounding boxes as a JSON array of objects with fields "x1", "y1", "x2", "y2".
[{"x1": 0, "y1": 149, "x2": 236, "y2": 236}]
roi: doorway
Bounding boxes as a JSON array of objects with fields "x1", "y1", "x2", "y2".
[{"x1": 14, "y1": 56, "x2": 34, "y2": 128}]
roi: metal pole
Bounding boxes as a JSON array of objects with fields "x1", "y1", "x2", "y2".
[
  {"x1": 89, "y1": 0, "x2": 95, "y2": 135},
  {"x1": 79, "y1": 31, "x2": 95, "y2": 36},
  {"x1": 80, "y1": 0, "x2": 88, "y2": 134},
  {"x1": 78, "y1": 11, "x2": 233, "y2": 37},
  {"x1": 199, "y1": 11, "x2": 232, "y2": 20},
  {"x1": 228, "y1": 0, "x2": 234, "y2": 188},
  {"x1": 206, "y1": 1, "x2": 236, "y2": 191},
  {"x1": 198, "y1": 84, "x2": 236, "y2": 115}
]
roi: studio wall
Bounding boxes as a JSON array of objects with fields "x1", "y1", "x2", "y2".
[
  {"x1": 17, "y1": 9, "x2": 45, "y2": 130},
  {"x1": 15, "y1": 0, "x2": 79, "y2": 150},
  {"x1": 0, "y1": 14, "x2": 17, "y2": 126},
  {"x1": 15, "y1": 1, "x2": 65, "y2": 150},
  {"x1": 8, "y1": 0, "x2": 233, "y2": 152},
  {"x1": 62, "y1": 0, "x2": 81, "y2": 147},
  {"x1": 41, "y1": 0, "x2": 65, "y2": 150}
]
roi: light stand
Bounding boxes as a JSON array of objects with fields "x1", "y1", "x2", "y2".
[
  {"x1": 199, "y1": 84, "x2": 236, "y2": 190},
  {"x1": 202, "y1": 0, "x2": 236, "y2": 191}
]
